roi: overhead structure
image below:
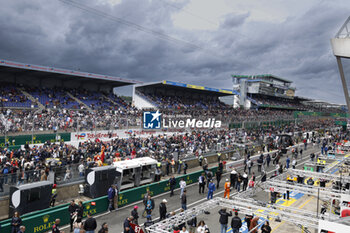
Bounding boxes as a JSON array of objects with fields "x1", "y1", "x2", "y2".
[
  {"x1": 146, "y1": 197, "x2": 323, "y2": 233},
  {"x1": 262, "y1": 180, "x2": 344, "y2": 200},
  {"x1": 288, "y1": 169, "x2": 350, "y2": 183},
  {"x1": 0, "y1": 59, "x2": 141, "y2": 93},
  {"x1": 331, "y1": 16, "x2": 350, "y2": 115}
]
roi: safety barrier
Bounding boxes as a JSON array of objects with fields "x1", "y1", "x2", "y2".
[
  {"x1": 0, "y1": 167, "x2": 218, "y2": 233},
  {"x1": 0, "y1": 133, "x2": 71, "y2": 149}
]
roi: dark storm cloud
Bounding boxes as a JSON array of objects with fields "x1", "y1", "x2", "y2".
[
  {"x1": 0, "y1": 0, "x2": 349, "y2": 103},
  {"x1": 221, "y1": 12, "x2": 250, "y2": 29}
]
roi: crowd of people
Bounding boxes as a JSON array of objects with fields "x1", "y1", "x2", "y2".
[{"x1": 0, "y1": 117, "x2": 341, "y2": 193}]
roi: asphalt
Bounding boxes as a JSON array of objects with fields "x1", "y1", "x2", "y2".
[{"x1": 58, "y1": 144, "x2": 321, "y2": 233}]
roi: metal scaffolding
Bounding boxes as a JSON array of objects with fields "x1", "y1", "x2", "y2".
[
  {"x1": 262, "y1": 180, "x2": 343, "y2": 200},
  {"x1": 287, "y1": 169, "x2": 350, "y2": 183},
  {"x1": 145, "y1": 196, "x2": 324, "y2": 232}
]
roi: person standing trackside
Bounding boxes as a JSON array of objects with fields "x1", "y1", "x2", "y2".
[
  {"x1": 207, "y1": 180, "x2": 216, "y2": 200},
  {"x1": 50, "y1": 184, "x2": 57, "y2": 207},
  {"x1": 216, "y1": 169, "x2": 222, "y2": 189},
  {"x1": 183, "y1": 162, "x2": 188, "y2": 174},
  {"x1": 179, "y1": 178, "x2": 186, "y2": 198},
  {"x1": 224, "y1": 179, "x2": 230, "y2": 199},
  {"x1": 231, "y1": 211, "x2": 242, "y2": 233},
  {"x1": 218, "y1": 208, "x2": 232, "y2": 233},
  {"x1": 142, "y1": 190, "x2": 151, "y2": 217},
  {"x1": 84, "y1": 213, "x2": 97, "y2": 233},
  {"x1": 52, "y1": 219, "x2": 63, "y2": 233},
  {"x1": 131, "y1": 206, "x2": 139, "y2": 225},
  {"x1": 76, "y1": 201, "x2": 84, "y2": 223},
  {"x1": 68, "y1": 200, "x2": 78, "y2": 232},
  {"x1": 159, "y1": 199, "x2": 167, "y2": 220},
  {"x1": 230, "y1": 169, "x2": 237, "y2": 189},
  {"x1": 123, "y1": 216, "x2": 134, "y2": 233},
  {"x1": 11, "y1": 211, "x2": 22, "y2": 233},
  {"x1": 17, "y1": 226, "x2": 26, "y2": 233},
  {"x1": 97, "y1": 223, "x2": 108, "y2": 233},
  {"x1": 261, "y1": 221, "x2": 271, "y2": 233},
  {"x1": 198, "y1": 173, "x2": 206, "y2": 194},
  {"x1": 266, "y1": 154, "x2": 271, "y2": 167},
  {"x1": 181, "y1": 190, "x2": 187, "y2": 210},
  {"x1": 107, "y1": 185, "x2": 116, "y2": 212},
  {"x1": 169, "y1": 175, "x2": 176, "y2": 197}
]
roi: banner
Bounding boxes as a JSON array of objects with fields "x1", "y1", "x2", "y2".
[{"x1": 70, "y1": 129, "x2": 177, "y2": 141}]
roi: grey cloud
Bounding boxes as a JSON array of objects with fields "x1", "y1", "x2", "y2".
[
  {"x1": 0, "y1": 0, "x2": 349, "y2": 104},
  {"x1": 221, "y1": 12, "x2": 250, "y2": 29}
]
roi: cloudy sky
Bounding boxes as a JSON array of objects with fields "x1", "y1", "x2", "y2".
[{"x1": 0, "y1": 0, "x2": 349, "y2": 103}]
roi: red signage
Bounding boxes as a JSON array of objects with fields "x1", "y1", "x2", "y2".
[{"x1": 130, "y1": 223, "x2": 144, "y2": 233}]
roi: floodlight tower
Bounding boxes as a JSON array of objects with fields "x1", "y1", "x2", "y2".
[{"x1": 331, "y1": 16, "x2": 350, "y2": 116}]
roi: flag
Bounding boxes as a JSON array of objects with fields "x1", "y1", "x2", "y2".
[{"x1": 130, "y1": 223, "x2": 144, "y2": 233}]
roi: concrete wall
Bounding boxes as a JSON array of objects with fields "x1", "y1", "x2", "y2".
[{"x1": 132, "y1": 90, "x2": 156, "y2": 109}]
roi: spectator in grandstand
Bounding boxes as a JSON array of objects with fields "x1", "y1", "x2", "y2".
[
  {"x1": 84, "y1": 213, "x2": 97, "y2": 233},
  {"x1": 10, "y1": 211, "x2": 22, "y2": 233}
]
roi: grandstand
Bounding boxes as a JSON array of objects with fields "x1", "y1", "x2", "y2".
[
  {"x1": 133, "y1": 80, "x2": 233, "y2": 109},
  {"x1": 0, "y1": 59, "x2": 142, "y2": 134},
  {"x1": 231, "y1": 74, "x2": 345, "y2": 112}
]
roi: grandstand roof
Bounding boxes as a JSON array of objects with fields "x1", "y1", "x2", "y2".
[
  {"x1": 136, "y1": 80, "x2": 235, "y2": 96},
  {"x1": 232, "y1": 74, "x2": 292, "y2": 84},
  {"x1": 0, "y1": 59, "x2": 142, "y2": 87}
]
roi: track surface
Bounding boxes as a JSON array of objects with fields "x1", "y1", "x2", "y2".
[{"x1": 60, "y1": 145, "x2": 320, "y2": 233}]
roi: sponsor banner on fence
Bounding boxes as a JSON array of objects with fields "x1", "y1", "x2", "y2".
[{"x1": 71, "y1": 129, "x2": 181, "y2": 141}]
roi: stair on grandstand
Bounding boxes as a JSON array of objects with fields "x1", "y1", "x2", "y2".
[
  {"x1": 66, "y1": 91, "x2": 93, "y2": 111},
  {"x1": 103, "y1": 94, "x2": 121, "y2": 107},
  {"x1": 19, "y1": 88, "x2": 45, "y2": 109}
]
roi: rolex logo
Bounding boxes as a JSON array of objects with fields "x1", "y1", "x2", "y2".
[{"x1": 43, "y1": 215, "x2": 50, "y2": 223}]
